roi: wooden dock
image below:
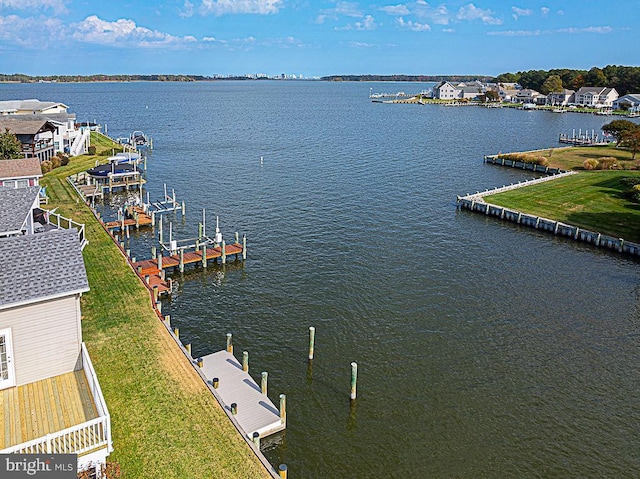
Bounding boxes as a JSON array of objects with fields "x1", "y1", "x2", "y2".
[
  {"x1": 199, "y1": 351, "x2": 285, "y2": 439},
  {"x1": 105, "y1": 206, "x2": 153, "y2": 231}
]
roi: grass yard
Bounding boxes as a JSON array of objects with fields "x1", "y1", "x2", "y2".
[
  {"x1": 514, "y1": 144, "x2": 639, "y2": 171},
  {"x1": 42, "y1": 133, "x2": 272, "y2": 479},
  {"x1": 486, "y1": 170, "x2": 640, "y2": 242}
]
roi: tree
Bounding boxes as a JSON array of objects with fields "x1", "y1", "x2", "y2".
[
  {"x1": 540, "y1": 74, "x2": 563, "y2": 94},
  {"x1": 602, "y1": 120, "x2": 639, "y2": 143},
  {"x1": 485, "y1": 89, "x2": 500, "y2": 102},
  {"x1": 620, "y1": 128, "x2": 640, "y2": 159},
  {"x1": 584, "y1": 66, "x2": 607, "y2": 86},
  {"x1": 0, "y1": 128, "x2": 22, "y2": 160}
]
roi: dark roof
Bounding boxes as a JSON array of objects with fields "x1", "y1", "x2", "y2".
[
  {"x1": 0, "y1": 158, "x2": 42, "y2": 180},
  {"x1": 0, "y1": 229, "x2": 89, "y2": 309},
  {"x1": 0, "y1": 186, "x2": 40, "y2": 235},
  {"x1": 0, "y1": 118, "x2": 56, "y2": 135},
  {"x1": 0, "y1": 100, "x2": 68, "y2": 113}
]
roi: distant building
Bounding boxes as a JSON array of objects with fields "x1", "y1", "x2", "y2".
[
  {"x1": 0, "y1": 99, "x2": 69, "y2": 116},
  {"x1": 574, "y1": 87, "x2": 619, "y2": 107},
  {"x1": 548, "y1": 89, "x2": 576, "y2": 106},
  {"x1": 515, "y1": 89, "x2": 546, "y2": 104},
  {"x1": 613, "y1": 94, "x2": 640, "y2": 112}
]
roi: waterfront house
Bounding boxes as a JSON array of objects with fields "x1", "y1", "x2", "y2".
[
  {"x1": 0, "y1": 186, "x2": 41, "y2": 237},
  {"x1": 0, "y1": 118, "x2": 56, "y2": 161},
  {"x1": 548, "y1": 89, "x2": 576, "y2": 106},
  {"x1": 0, "y1": 99, "x2": 69, "y2": 116},
  {"x1": 0, "y1": 158, "x2": 42, "y2": 188},
  {"x1": 515, "y1": 89, "x2": 546, "y2": 105},
  {"x1": 574, "y1": 87, "x2": 619, "y2": 107},
  {"x1": 613, "y1": 94, "x2": 640, "y2": 113},
  {"x1": 432, "y1": 81, "x2": 461, "y2": 100},
  {"x1": 498, "y1": 88, "x2": 520, "y2": 102},
  {"x1": 0, "y1": 229, "x2": 112, "y2": 474}
]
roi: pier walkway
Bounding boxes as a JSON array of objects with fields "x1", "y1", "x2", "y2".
[{"x1": 199, "y1": 351, "x2": 285, "y2": 439}]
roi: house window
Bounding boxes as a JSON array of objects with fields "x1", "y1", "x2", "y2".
[{"x1": 16, "y1": 179, "x2": 28, "y2": 188}]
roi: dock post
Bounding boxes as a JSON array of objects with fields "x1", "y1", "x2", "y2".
[
  {"x1": 201, "y1": 243, "x2": 207, "y2": 268},
  {"x1": 242, "y1": 351, "x2": 249, "y2": 372},
  {"x1": 350, "y1": 362, "x2": 358, "y2": 401},
  {"x1": 135, "y1": 212, "x2": 140, "y2": 230},
  {"x1": 182, "y1": 200, "x2": 186, "y2": 217},
  {"x1": 252, "y1": 432, "x2": 260, "y2": 449},
  {"x1": 278, "y1": 464, "x2": 288, "y2": 479},
  {"x1": 159, "y1": 215, "x2": 163, "y2": 243},
  {"x1": 173, "y1": 327, "x2": 179, "y2": 339},
  {"x1": 179, "y1": 248, "x2": 184, "y2": 273},
  {"x1": 151, "y1": 211, "x2": 155, "y2": 227},
  {"x1": 197, "y1": 357, "x2": 203, "y2": 368},
  {"x1": 144, "y1": 275, "x2": 149, "y2": 284},
  {"x1": 261, "y1": 372, "x2": 268, "y2": 395},
  {"x1": 152, "y1": 246, "x2": 156, "y2": 258},
  {"x1": 157, "y1": 254, "x2": 163, "y2": 271},
  {"x1": 235, "y1": 232, "x2": 239, "y2": 244},
  {"x1": 242, "y1": 235, "x2": 247, "y2": 260},
  {"x1": 126, "y1": 225, "x2": 130, "y2": 239},
  {"x1": 212, "y1": 377, "x2": 219, "y2": 389},
  {"x1": 153, "y1": 285, "x2": 158, "y2": 301},
  {"x1": 226, "y1": 333, "x2": 233, "y2": 354},
  {"x1": 231, "y1": 403, "x2": 237, "y2": 415},
  {"x1": 137, "y1": 266, "x2": 142, "y2": 275},
  {"x1": 198, "y1": 223, "x2": 203, "y2": 240},
  {"x1": 185, "y1": 343, "x2": 191, "y2": 357},
  {"x1": 221, "y1": 240, "x2": 226, "y2": 264},
  {"x1": 308, "y1": 326, "x2": 315, "y2": 360},
  {"x1": 126, "y1": 248, "x2": 130, "y2": 258},
  {"x1": 279, "y1": 394, "x2": 286, "y2": 425},
  {"x1": 157, "y1": 301, "x2": 162, "y2": 314}
]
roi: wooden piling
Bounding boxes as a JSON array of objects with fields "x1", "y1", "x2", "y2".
[
  {"x1": 242, "y1": 351, "x2": 249, "y2": 373},
  {"x1": 179, "y1": 248, "x2": 184, "y2": 273},
  {"x1": 181, "y1": 200, "x2": 186, "y2": 217},
  {"x1": 350, "y1": 362, "x2": 358, "y2": 401},
  {"x1": 308, "y1": 326, "x2": 315, "y2": 360},
  {"x1": 151, "y1": 246, "x2": 156, "y2": 258},
  {"x1": 153, "y1": 285, "x2": 158, "y2": 301},
  {"x1": 201, "y1": 242, "x2": 207, "y2": 268},
  {"x1": 231, "y1": 403, "x2": 237, "y2": 415},
  {"x1": 212, "y1": 377, "x2": 219, "y2": 389},
  {"x1": 235, "y1": 232, "x2": 239, "y2": 244},
  {"x1": 173, "y1": 327, "x2": 179, "y2": 339},
  {"x1": 242, "y1": 234, "x2": 247, "y2": 260},
  {"x1": 226, "y1": 333, "x2": 233, "y2": 354},
  {"x1": 197, "y1": 357, "x2": 203, "y2": 368},
  {"x1": 278, "y1": 465, "x2": 288, "y2": 479},
  {"x1": 261, "y1": 372, "x2": 268, "y2": 395},
  {"x1": 157, "y1": 254, "x2": 163, "y2": 271},
  {"x1": 279, "y1": 394, "x2": 286, "y2": 425},
  {"x1": 221, "y1": 240, "x2": 226, "y2": 264},
  {"x1": 252, "y1": 431, "x2": 260, "y2": 449},
  {"x1": 185, "y1": 343, "x2": 191, "y2": 357},
  {"x1": 159, "y1": 215, "x2": 163, "y2": 243},
  {"x1": 164, "y1": 315, "x2": 171, "y2": 328}
]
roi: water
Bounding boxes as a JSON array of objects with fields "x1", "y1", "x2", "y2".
[{"x1": 3, "y1": 82, "x2": 639, "y2": 477}]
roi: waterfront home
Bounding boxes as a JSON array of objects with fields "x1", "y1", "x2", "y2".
[
  {"x1": 0, "y1": 229, "x2": 112, "y2": 475},
  {"x1": 613, "y1": 94, "x2": 640, "y2": 113},
  {"x1": 574, "y1": 87, "x2": 619, "y2": 107},
  {"x1": 498, "y1": 88, "x2": 520, "y2": 102},
  {"x1": 432, "y1": 81, "x2": 460, "y2": 100},
  {"x1": 0, "y1": 186, "x2": 41, "y2": 237},
  {"x1": 0, "y1": 99, "x2": 69, "y2": 116},
  {"x1": 0, "y1": 157, "x2": 42, "y2": 188},
  {"x1": 548, "y1": 89, "x2": 576, "y2": 106},
  {"x1": 515, "y1": 89, "x2": 546, "y2": 105},
  {"x1": 0, "y1": 118, "x2": 56, "y2": 161}
]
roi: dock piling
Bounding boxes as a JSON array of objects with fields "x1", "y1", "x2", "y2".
[
  {"x1": 261, "y1": 372, "x2": 268, "y2": 395},
  {"x1": 173, "y1": 327, "x2": 179, "y2": 340},
  {"x1": 308, "y1": 326, "x2": 315, "y2": 360},
  {"x1": 235, "y1": 232, "x2": 239, "y2": 244},
  {"x1": 350, "y1": 362, "x2": 358, "y2": 401},
  {"x1": 252, "y1": 432, "x2": 260, "y2": 449},
  {"x1": 242, "y1": 351, "x2": 249, "y2": 373},
  {"x1": 185, "y1": 343, "x2": 192, "y2": 357},
  {"x1": 231, "y1": 403, "x2": 237, "y2": 415},
  {"x1": 212, "y1": 377, "x2": 219, "y2": 389},
  {"x1": 278, "y1": 464, "x2": 288, "y2": 479},
  {"x1": 221, "y1": 240, "x2": 226, "y2": 264},
  {"x1": 279, "y1": 394, "x2": 286, "y2": 425},
  {"x1": 242, "y1": 235, "x2": 247, "y2": 260},
  {"x1": 179, "y1": 248, "x2": 184, "y2": 273},
  {"x1": 226, "y1": 333, "x2": 233, "y2": 354},
  {"x1": 201, "y1": 243, "x2": 207, "y2": 267},
  {"x1": 197, "y1": 357, "x2": 203, "y2": 368},
  {"x1": 164, "y1": 315, "x2": 170, "y2": 328}
]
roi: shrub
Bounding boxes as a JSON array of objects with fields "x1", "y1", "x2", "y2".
[
  {"x1": 596, "y1": 157, "x2": 617, "y2": 170},
  {"x1": 50, "y1": 156, "x2": 61, "y2": 169},
  {"x1": 536, "y1": 156, "x2": 549, "y2": 166},
  {"x1": 620, "y1": 177, "x2": 640, "y2": 187},
  {"x1": 40, "y1": 160, "x2": 52, "y2": 173},
  {"x1": 583, "y1": 159, "x2": 599, "y2": 170},
  {"x1": 88, "y1": 145, "x2": 97, "y2": 155},
  {"x1": 632, "y1": 184, "x2": 640, "y2": 203},
  {"x1": 59, "y1": 153, "x2": 70, "y2": 166}
]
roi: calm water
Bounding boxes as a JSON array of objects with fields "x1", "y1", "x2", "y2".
[{"x1": 3, "y1": 82, "x2": 639, "y2": 478}]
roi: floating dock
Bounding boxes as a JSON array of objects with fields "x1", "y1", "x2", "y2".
[{"x1": 199, "y1": 350, "x2": 285, "y2": 439}]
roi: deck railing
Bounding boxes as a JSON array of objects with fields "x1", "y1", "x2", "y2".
[
  {"x1": 0, "y1": 344, "x2": 112, "y2": 457},
  {"x1": 37, "y1": 207, "x2": 87, "y2": 249}
]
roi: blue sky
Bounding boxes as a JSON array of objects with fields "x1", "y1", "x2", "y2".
[{"x1": 0, "y1": 0, "x2": 636, "y2": 77}]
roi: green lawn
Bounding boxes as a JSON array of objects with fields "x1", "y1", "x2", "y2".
[
  {"x1": 486, "y1": 170, "x2": 640, "y2": 242},
  {"x1": 508, "y1": 144, "x2": 638, "y2": 171},
  {"x1": 42, "y1": 133, "x2": 272, "y2": 479}
]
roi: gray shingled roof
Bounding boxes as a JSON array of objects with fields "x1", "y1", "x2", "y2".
[
  {"x1": 0, "y1": 118, "x2": 56, "y2": 135},
  {"x1": 0, "y1": 158, "x2": 42, "y2": 180},
  {"x1": 0, "y1": 186, "x2": 40, "y2": 235},
  {"x1": 0, "y1": 100, "x2": 68, "y2": 113},
  {"x1": 0, "y1": 229, "x2": 89, "y2": 309}
]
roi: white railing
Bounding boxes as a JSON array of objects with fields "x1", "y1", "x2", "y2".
[
  {"x1": 1, "y1": 345, "x2": 112, "y2": 456},
  {"x1": 38, "y1": 208, "x2": 87, "y2": 249},
  {"x1": 70, "y1": 128, "x2": 90, "y2": 157}
]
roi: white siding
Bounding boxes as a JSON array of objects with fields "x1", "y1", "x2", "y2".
[{"x1": 0, "y1": 295, "x2": 82, "y2": 386}]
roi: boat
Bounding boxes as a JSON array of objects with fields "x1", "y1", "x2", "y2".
[
  {"x1": 130, "y1": 131, "x2": 150, "y2": 147},
  {"x1": 87, "y1": 163, "x2": 141, "y2": 178},
  {"x1": 552, "y1": 108, "x2": 567, "y2": 113},
  {"x1": 106, "y1": 152, "x2": 141, "y2": 164}
]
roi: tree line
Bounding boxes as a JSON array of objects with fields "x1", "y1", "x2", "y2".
[
  {"x1": 494, "y1": 65, "x2": 640, "y2": 96},
  {"x1": 0, "y1": 74, "x2": 208, "y2": 83}
]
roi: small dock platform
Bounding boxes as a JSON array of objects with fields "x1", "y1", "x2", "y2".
[
  {"x1": 132, "y1": 242, "x2": 244, "y2": 272},
  {"x1": 199, "y1": 351, "x2": 285, "y2": 438},
  {"x1": 105, "y1": 206, "x2": 153, "y2": 231}
]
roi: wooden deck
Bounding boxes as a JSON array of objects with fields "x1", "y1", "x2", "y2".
[
  {"x1": 105, "y1": 206, "x2": 153, "y2": 231},
  {"x1": 132, "y1": 242, "x2": 243, "y2": 272},
  {"x1": 0, "y1": 371, "x2": 98, "y2": 449},
  {"x1": 200, "y1": 351, "x2": 285, "y2": 439}
]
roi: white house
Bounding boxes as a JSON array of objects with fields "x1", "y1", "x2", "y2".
[
  {"x1": 574, "y1": 87, "x2": 619, "y2": 107},
  {"x1": 0, "y1": 158, "x2": 42, "y2": 188},
  {"x1": 0, "y1": 99, "x2": 69, "y2": 116},
  {"x1": 0, "y1": 229, "x2": 112, "y2": 475},
  {"x1": 433, "y1": 81, "x2": 461, "y2": 100},
  {"x1": 0, "y1": 118, "x2": 57, "y2": 161},
  {"x1": 548, "y1": 89, "x2": 576, "y2": 106},
  {"x1": 515, "y1": 89, "x2": 546, "y2": 104},
  {"x1": 613, "y1": 94, "x2": 640, "y2": 113}
]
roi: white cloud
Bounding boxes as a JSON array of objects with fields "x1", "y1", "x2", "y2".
[
  {"x1": 0, "y1": 0, "x2": 67, "y2": 14},
  {"x1": 511, "y1": 6, "x2": 532, "y2": 20},
  {"x1": 396, "y1": 16, "x2": 430, "y2": 31},
  {"x1": 333, "y1": 1, "x2": 363, "y2": 17},
  {"x1": 456, "y1": 3, "x2": 502, "y2": 25},
  {"x1": 355, "y1": 15, "x2": 377, "y2": 30},
  {"x1": 488, "y1": 26, "x2": 614, "y2": 36},
  {"x1": 198, "y1": 0, "x2": 282, "y2": 16},
  {"x1": 0, "y1": 14, "x2": 64, "y2": 46},
  {"x1": 349, "y1": 41, "x2": 376, "y2": 47},
  {"x1": 180, "y1": 0, "x2": 194, "y2": 17},
  {"x1": 541, "y1": 7, "x2": 550, "y2": 15},
  {"x1": 412, "y1": 2, "x2": 450, "y2": 25},
  {"x1": 380, "y1": 4, "x2": 410, "y2": 15},
  {"x1": 488, "y1": 29, "x2": 541, "y2": 36},
  {"x1": 442, "y1": 27, "x2": 455, "y2": 33},
  {"x1": 72, "y1": 15, "x2": 196, "y2": 47},
  {"x1": 557, "y1": 26, "x2": 613, "y2": 34}
]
